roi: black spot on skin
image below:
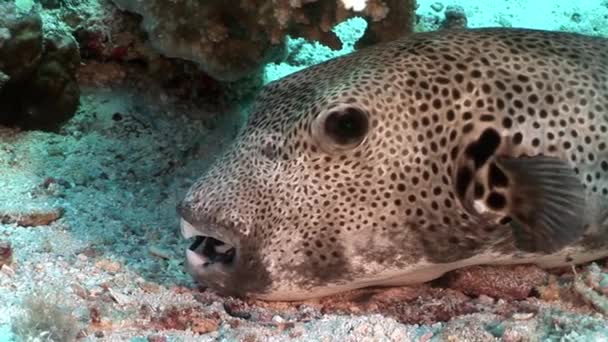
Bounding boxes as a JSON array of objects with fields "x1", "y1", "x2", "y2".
[
  {"x1": 512, "y1": 132, "x2": 523, "y2": 145},
  {"x1": 462, "y1": 123, "x2": 474, "y2": 134},
  {"x1": 499, "y1": 216, "x2": 512, "y2": 225},
  {"x1": 465, "y1": 128, "x2": 502, "y2": 169},
  {"x1": 488, "y1": 163, "x2": 509, "y2": 187},
  {"x1": 487, "y1": 192, "x2": 507, "y2": 210},
  {"x1": 474, "y1": 182, "x2": 485, "y2": 199},
  {"x1": 456, "y1": 166, "x2": 473, "y2": 198},
  {"x1": 446, "y1": 109, "x2": 456, "y2": 121}
]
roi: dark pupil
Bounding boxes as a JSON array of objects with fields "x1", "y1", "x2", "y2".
[{"x1": 324, "y1": 107, "x2": 369, "y2": 145}]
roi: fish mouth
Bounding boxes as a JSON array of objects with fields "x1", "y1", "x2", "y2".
[{"x1": 181, "y1": 218, "x2": 237, "y2": 269}]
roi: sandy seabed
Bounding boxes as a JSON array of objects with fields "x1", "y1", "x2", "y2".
[{"x1": 0, "y1": 69, "x2": 606, "y2": 342}]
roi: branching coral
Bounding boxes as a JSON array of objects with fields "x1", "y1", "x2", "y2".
[
  {"x1": 110, "y1": 0, "x2": 287, "y2": 82},
  {"x1": 354, "y1": 0, "x2": 417, "y2": 48},
  {"x1": 110, "y1": 0, "x2": 416, "y2": 81}
]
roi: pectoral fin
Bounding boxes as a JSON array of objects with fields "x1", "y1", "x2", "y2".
[{"x1": 495, "y1": 156, "x2": 586, "y2": 253}]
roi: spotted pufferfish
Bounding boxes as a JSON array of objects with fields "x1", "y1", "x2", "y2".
[{"x1": 177, "y1": 28, "x2": 608, "y2": 301}]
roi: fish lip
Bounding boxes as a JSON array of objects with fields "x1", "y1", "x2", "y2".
[
  {"x1": 179, "y1": 217, "x2": 239, "y2": 247},
  {"x1": 186, "y1": 248, "x2": 209, "y2": 269},
  {"x1": 180, "y1": 218, "x2": 200, "y2": 239},
  {"x1": 179, "y1": 217, "x2": 240, "y2": 272}
]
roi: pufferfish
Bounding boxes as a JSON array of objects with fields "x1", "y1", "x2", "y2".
[{"x1": 177, "y1": 28, "x2": 608, "y2": 301}]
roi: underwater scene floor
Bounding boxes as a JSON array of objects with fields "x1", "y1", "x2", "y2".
[
  {"x1": 1, "y1": 0, "x2": 608, "y2": 341},
  {"x1": 3, "y1": 89, "x2": 608, "y2": 341}
]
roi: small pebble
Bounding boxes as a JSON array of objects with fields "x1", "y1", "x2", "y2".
[
  {"x1": 46, "y1": 145, "x2": 64, "y2": 156},
  {"x1": 1, "y1": 265, "x2": 15, "y2": 277},
  {"x1": 140, "y1": 281, "x2": 161, "y2": 293},
  {"x1": 512, "y1": 312, "x2": 535, "y2": 320},
  {"x1": 71, "y1": 283, "x2": 89, "y2": 299},
  {"x1": 149, "y1": 246, "x2": 171, "y2": 259},
  {"x1": 191, "y1": 318, "x2": 220, "y2": 334},
  {"x1": 109, "y1": 288, "x2": 131, "y2": 305},
  {"x1": 112, "y1": 112, "x2": 124, "y2": 121},
  {"x1": 224, "y1": 300, "x2": 252, "y2": 319},
  {"x1": 1, "y1": 208, "x2": 64, "y2": 227},
  {"x1": 0, "y1": 240, "x2": 12, "y2": 265},
  {"x1": 147, "y1": 335, "x2": 167, "y2": 342},
  {"x1": 485, "y1": 321, "x2": 505, "y2": 338},
  {"x1": 95, "y1": 259, "x2": 121, "y2": 273},
  {"x1": 477, "y1": 294, "x2": 495, "y2": 305}
]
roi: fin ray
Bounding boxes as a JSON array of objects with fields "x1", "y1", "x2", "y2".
[{"x1": 496, "y1": 156, "x2": 586, "y2": 253}]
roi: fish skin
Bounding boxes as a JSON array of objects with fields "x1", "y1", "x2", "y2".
[{"x1": 178, "y1": 28, "x2": 608, "y2": 301}]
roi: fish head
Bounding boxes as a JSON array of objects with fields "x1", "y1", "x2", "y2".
[{"x1": 177, "y1": 46, "x2": 426, "y2": 300}]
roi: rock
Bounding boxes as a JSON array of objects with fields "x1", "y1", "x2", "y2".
[
  {"x1": 0, "y1": 5, "x2": 43, "y2": 82},
  {"x1": 440, "y1": 5, "x2": 468, "y2": 30},
  {"x1": 0, "y1": 2, "x2": 80, "y2": 131},
  {"x1": 17, "y1": 30, "x2": 80, "y2": 129},
  {"x1": 0, "y1": 208, "x2": 64, "y2": 227}
]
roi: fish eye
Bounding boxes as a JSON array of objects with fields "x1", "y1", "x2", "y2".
[{"x1": 313, "y1": 103, "x2": 370, "y2": 153}]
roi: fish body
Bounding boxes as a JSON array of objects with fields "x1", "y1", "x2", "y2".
[{"x1": 178, "y1": 28, "x2": 608, "y2": 300}]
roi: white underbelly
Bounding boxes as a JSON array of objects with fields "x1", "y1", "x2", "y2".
[{"x1": 257, "y1": 246, "x2": 608, "y2": 301}]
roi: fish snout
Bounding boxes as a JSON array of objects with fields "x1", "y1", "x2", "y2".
[
  {"x1": 176, "y1": 162, "x2": 274, "y2": 296},
  {"x1": 177, "y1": 194, "x2": 241, "y2": 287},
  {"x1": 180, "y1": 218, "x2": 242, "y2": 288}
]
